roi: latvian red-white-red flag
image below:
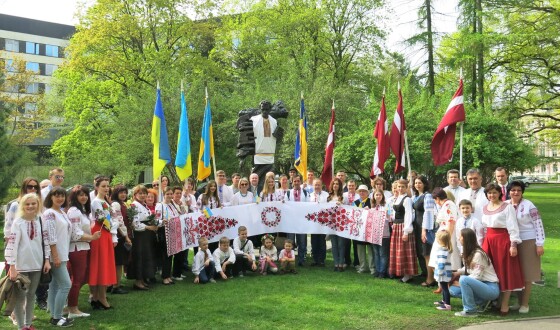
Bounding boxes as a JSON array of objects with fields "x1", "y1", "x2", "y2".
[
  {"x1": 389, "y1": 87, "x2": 406, "y2": 174},
  {"x1": 320, "y1": 100, "x2": 335, "y2": 187},
  {"x1": 370, "y1": 94, "x2": 390, "y2": 178},
  {"x1": 431, "y1": 79, "x2": 466, "y2": 165}
]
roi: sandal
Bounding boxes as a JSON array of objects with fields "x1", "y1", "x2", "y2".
[{"x1": 421, "y1": 281, "x2": 436, "y2": 287}]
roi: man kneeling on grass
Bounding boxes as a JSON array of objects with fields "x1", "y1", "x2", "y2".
[
  {"x1": 193, "y1": 237, "x2": 216, "y2": 284},
  {"x1": 279, "y1": 239, "x2": 297, "y2": 274}
]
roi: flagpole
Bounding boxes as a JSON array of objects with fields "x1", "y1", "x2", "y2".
[
  {"x1": 399, "y1": 82, "x2": 412, "y2": 179},
  {"x1": 331, "y1": 99, "x2": 335, "y2": 181},
  {"x1": 459, "y1": 68, "x2": 464, "y2": 179},
  {"x1": 206, "y1": 87, "x2": 218, "y2": 182}
]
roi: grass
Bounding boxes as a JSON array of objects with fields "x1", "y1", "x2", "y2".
[{"x1": 2, "y1": 184, "x2": 559, "y2": 329}]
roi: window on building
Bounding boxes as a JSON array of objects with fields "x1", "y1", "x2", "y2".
[
  {"x1": 45, "y1": 84, "x2": 52, "y2": 93},
  {"x1": 26, "y1": 83, "x2": 40, "y2": 94},
  {"x1": 5, "y1": 59, "x2": 16, "y2": 72},
  {"x1": 541, "y1": 165, "x2": 546, "y2": 173},
  {"x1": 25, "y1": 42, "x2": 40, "y2": 55},
  {"x1": 539, "y1": 147, "x2": 546, "y2": 156},
  {"x1": 26, "y1": 62, "x2": 40, "y2": 73},
  {"x1": 45, "y1": 64, "x2": 58, "y2": 76},
  {"x1": 45, "y1": 45, "x2": 59, "y2": 57},
  {"x1": 5, "y1": 39, "x2": 19, "y2": 52},
  {"x1": 554, "y1": 164, "x2": 558, "y2": 173},
  {"x1": 24, "y1": 102, "x2": 37, "y2": 114},
  {"x1": 553, "y1": 149, "x2": 558, "y2": 157}
]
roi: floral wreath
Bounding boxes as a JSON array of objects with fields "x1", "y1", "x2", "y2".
[
  {"x1": 261, "y1": 233, "x2": 275, "y2": 243},
  {"x1": 261, "y1": 206, "x2": 281, "y2": 227}
]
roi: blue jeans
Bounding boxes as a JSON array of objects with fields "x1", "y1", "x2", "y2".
[
  {"x1": 458, "y1": 276, "x2": 500, "y2": 312},
  {"x1": 373, "y1": 238, "x2": 390, "y2": 275},
  {"x1": 331, "y1": 235, "x2": 347, "y2": 266},
  {"x1": 48, "y1": 261, "x2": 71, "y2": 319},
  {"x1": 198, "y1": 261, "x2": 215, "y2": 284},
  {"x1": 296, "y1": 234, "x2": 307, "y2": 264}
]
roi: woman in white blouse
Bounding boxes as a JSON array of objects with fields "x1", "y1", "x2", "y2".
[
  {"x1": 197, "y1": 180, "x2": 221, "y2": 210},
  {"x1": 43, "y1": 187, "x2": 73, "y2": 327},
  {"x1": 5, "y1": 193, "x2": 50, "y2": 330},
  {"x1": 507, "y1": 180, "x2": 545, "y2": 314},
  {"x1": 260, "y1": 173, "x2": 284, "y2": 202},
  {"x1": 155, "y1": 187, "x2": 179, "y2": 285},
  {"x1": 67, "y1": 186, "x2": 101, "y2": 317},
  {"x1": 231, "y1": 177, "x2": 254, "y2": 206},
  {"x1": 181, "y1": 177, "x2": 198, "y2": 213},
  {"x1": 481, "y1": 183, "x2": 523, "y2": 316},
  {"x1": 453, "y1": 228, "x2": 500, "y2": 317}
]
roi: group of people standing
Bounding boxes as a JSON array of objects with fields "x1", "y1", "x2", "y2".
[{"x1": 2, "y1": 166, "x2": 546, "y2": 329}]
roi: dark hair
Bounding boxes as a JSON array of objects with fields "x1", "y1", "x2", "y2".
[
  {"x1": 172, "y1": 186, "x2": 182, "y2": 193},
  {"x1": 111, "y1": 184, "x2": 128, "y2": 204},
  {"x1": 284, "y1": 239, "x2": 293, "y2": 246},
  {"x1": 412, "y1": 175, "x2": 430, "y2": 195},
  {"x1": 328, "y1": 178, "x2": 344, "y2": 202},
  {"x1": 371, "y1": 177, "x2": 386, "y2": 190},
  {"x1": 509, "y1": 180, "x2": 525, "y2": 194},
  {"x1": 94, "y1": 175, "x2": 110, "y2": 187},
  {"x1": 446, "y1": 169, "x2": 460, "y2": 177},
  {"x1": 69, "y1": 185, "x2": 91, "y2": 214},
  {"x1": 44, "y1": 187, "x2": 68, "y2": 209},
  {"x1": 19, "y1": 177, "x2": 40, "y2": 198},
  {"x1": 495, "y1": 167, "x2": 507, "y2": 174},
  {"x1": 461, "y1": 228, "x2": 491, "y2": 269},
  {"x1": 484, "y1": 183, "x2": 503, "y2": 200},
  {"x1": 371, "y1": 189, "x2": 386, "y2": 206},
  {"x1": 202, "y1": 180, "x2": 221, "y2": 208},
  {"x1": 458, "y1": 199, "x2": 472, "y2": 207},
  {"x1": 432, "y1": 187, "x2": 447, "y2": 200}
]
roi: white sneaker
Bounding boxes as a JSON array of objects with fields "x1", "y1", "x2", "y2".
[
  {"x1": 455, "y1": 311, "x2": 478, "y2": 317},
  {"x1": 172, "y1": 276, "x2": 184, "y2": 281},
  {"x1": 209, "y1": 278, "x2": 216, "y2": 283},
  {"x1": 509, "y1": 304, "x2": 521, "y2": 311},
  {"x1": 519, "y1": 306, "x2": 529, "y2": 314},
  {"x1": 68, "y1": 312, "x2": 90, "y2": 318}
]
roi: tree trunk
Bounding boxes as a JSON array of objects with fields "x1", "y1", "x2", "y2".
[
  {"x1": 471, "y1": 1, "x2": 478, "y2": 108},
  {"x1": 476, "y1": 0, "x2": 484, "y2": 108},
  {"x1": 426, "y1": 0, "x2": 435, "y2": 95}
]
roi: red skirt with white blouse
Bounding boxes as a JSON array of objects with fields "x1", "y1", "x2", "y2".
[
  {"x1": 88, "y1": 222, "x2": 117, "y2": 286},
  {"x1": 388, "y1": 223, "x2": 418, "y2": 276},
  {"x1": 482, "y1": 228, "x2": 524, "y2": 291}
]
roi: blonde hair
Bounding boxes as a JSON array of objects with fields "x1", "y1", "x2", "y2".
[
  {"x1": 436, "y1": 230, "x2": 453, "y2": 253},
  {"x1": 16, "y1": 193, "x2": 42, "y2": 219},
  {"x1": 198, "y1": 236, "x2": 208, "y2": 245},
  {"x1": 219, "y1": 236, "x2": 230, "y2": 245},
  {"x1": 260, "y1": 173, "x2": 276, "y2": 196}
]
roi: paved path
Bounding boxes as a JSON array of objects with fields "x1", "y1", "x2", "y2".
[{"x1": 459, "y1": 316, "x2": 560, "y2": 330}]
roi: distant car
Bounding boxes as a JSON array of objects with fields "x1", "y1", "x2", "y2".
[
  {"x1": 527, "y1": 177, "x2": 547, "y2": 183},
  {"x1": 66, "y1": 183, "x2": 95, "y2": 194},
  {"x1": 510, "y1": 176, "x2": 530, "y2": 187}
]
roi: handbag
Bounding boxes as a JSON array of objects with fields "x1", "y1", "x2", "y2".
[{"x1": 38, "y1": 217, "x2": 52, "y2": 285}]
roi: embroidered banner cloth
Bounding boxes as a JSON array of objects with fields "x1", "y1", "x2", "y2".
[{"x1": 164, "y1": 202, "x2": 388, "y2": 256}]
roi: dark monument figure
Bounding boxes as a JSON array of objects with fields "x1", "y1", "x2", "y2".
[{"x1": 236, "y1": 100, "x2": 288, "y2": 190}]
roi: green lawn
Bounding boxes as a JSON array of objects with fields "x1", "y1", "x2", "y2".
[{"x1": 2, "y1": 184, "x2": 559, "y2": 329}]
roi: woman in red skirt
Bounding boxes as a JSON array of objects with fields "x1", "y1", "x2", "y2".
[
  {"x1": 388, "y1": 179, "x2": 418, "y2": 283},
  {"x1": 89, "y1": 176, "x2": 117, "y2": 309},
  {"x1": 481, "y1": 183, "x2": 523, "y2": 316}
]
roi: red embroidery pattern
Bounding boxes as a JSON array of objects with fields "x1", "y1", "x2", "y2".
[
  {"x1": 261, "y1": 206, "x2": 282, "y2": 227},
  {"x1": 305, "y1": 206, "x2": 353, "y2": 233},
  {"x1": 195, "y1": 215, "x2": 238, "y2": 241}
]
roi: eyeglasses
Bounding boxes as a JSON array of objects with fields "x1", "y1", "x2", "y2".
[
  {"x1": 153, "y1": 184, "x2": 159, "y2": 187},
  {"x1": 26, "y1": 185, "x2": 39, "y2": 190},
  {"x1": 240, "y1": 183, "x2": 248, "y2": 186},
  {"x1": 55, "y1": 175, "x2": 65, "y2": 180}
]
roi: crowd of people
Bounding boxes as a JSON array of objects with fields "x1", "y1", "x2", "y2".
[{"x1": 2, "y1": 166, "x2": 546, "y2": 328}]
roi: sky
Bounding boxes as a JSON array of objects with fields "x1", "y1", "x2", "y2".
[{"x1": 0, "y1": 0, "x2": 460, "y2": 69}]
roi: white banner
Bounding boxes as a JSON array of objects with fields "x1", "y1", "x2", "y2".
[{"x1": 164, "y1": 202, "x2": 387, "y2": 256}]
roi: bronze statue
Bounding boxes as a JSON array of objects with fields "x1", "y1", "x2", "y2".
[{"x1": 236, "y1": 100, "x2": 288, "y2": 188}]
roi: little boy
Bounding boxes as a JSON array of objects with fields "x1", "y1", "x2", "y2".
[
  {"x1": 278, "y1": 239, "x2": 297, "y2": 274},
  {"x1": 192, "y1": 237, "x2": 216, "y2": 284},
  {"x1": 213, "y1": 236, "x2": 236, "y2": 280},
  {"x1": 233, "y1": 226, "x2": 257, "y2": 277},
  {"x1": 455, "y1": 200, "x2": 485, "y2": 254}
]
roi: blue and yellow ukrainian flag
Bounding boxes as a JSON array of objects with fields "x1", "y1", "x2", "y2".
[
  {"x1": 175, "y1": 82, "x2": 192, "y2": 181},
  {"x1": 203, "y1": 206, "x2": 213, "y2": 218},
  {"x1": 151, "y1": 84, "x2": 171, "y2": 180},
  {"x1": 196, "y1": 88, "x2": 214, "y2": 181},
  {"x1": 294, "y1": 92, "x2": 308, "y2": 179}
]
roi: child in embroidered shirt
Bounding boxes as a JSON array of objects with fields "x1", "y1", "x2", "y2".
[
  {"x1": 233, "y1": 226, "x2": 257, "y2": 277},
  {"x1": 213, "y1": 236, "x2": 236, "y2": 280},
  {"x1": 192, "y1": 237, "x2": 216, "y2": 284},
  {"x1": 259, "y1": 234, "x2": 278, "y2": 275},
  {"x1": 434, "y1": 230, "x2": 453, "y2": 311},
  {"x1": 456, "y1": 200, "x2": 485, "y2": 254},
  {"x1": 279, "y1": 239, "x2": 297, "y2": 274}
]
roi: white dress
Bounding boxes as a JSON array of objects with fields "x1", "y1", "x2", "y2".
[{"x1": 428, "y1": 200, "x2": 461, "y2": 270}]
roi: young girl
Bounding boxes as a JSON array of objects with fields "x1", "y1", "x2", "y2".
[
  {"x1": 110, "y1": 184, "x2": 132, "y2": 294},
  {"x1": 278, "y1": 239, "x2": 297, "y2": 274},
  {"x1": 260, "y1": 174, "x2": 284, "y2": 202},
  {"x1": 328, "y1": 178, "x2": 346, "y2": 272},
  {"x1": 155, "y1": 187, "x2": 178, "y2": 285},
  {"x1": 197, "y1": 180, "x2": 221, "y2": 210},
  {"x1": 5, "y1": 193, "x2": 50, "y2": 330},
  {"x1": 372, "y1": 189, "x2": 390, "y2": 278},
  {"x1": 259, "y1": 234, "x2": 278, "y2": 275},
  {"x1": 434, "y1": 230, "x2": 453, "y2": 311}
]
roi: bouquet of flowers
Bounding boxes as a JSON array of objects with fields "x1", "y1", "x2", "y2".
[
  {"x1": 141, "y1": 214, "x2": 158, "y2": 226},
  {"x1": 94, "y1": 202, "x2": 113, "y2": 232},
  {"x1": 126, "y1": 203, "x2": 138, "y2": 221}
]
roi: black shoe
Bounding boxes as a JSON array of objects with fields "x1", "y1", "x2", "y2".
[
  {"x1": 36, "y1": 300, "x2": 48, "y2": 310},
  {"x1": 133, "y1": 284, "x2": 149, "y2": 291},
  {"x1": 51, "y1": 317, "x2": 74, "y2": 327},
  {"x1": 99, "y1": 302, "x2": 113, "y2": 310},
  {"x1": 111, "y1": 287, "x2": 128, "y2": 294},
  {"x1": 90, "y1": 300, "x2": 102, "y2": 310},
  {"x1": 106, "y1": 285, "x2": 113, "y2": 293}
]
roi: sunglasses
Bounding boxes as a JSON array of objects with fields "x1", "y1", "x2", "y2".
[
  {"x1": 153, "y1": 184, "x2": 159, "y2": 187},
  {"x1": 55, "y1": 175, "x2": 65, "y2": 180},
  {"x1": 240, "y1": 183, "x2": 248, "y2": 186},
  {"x1": 27, "y1": 185, "x2": 39, "y2": 190}
]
